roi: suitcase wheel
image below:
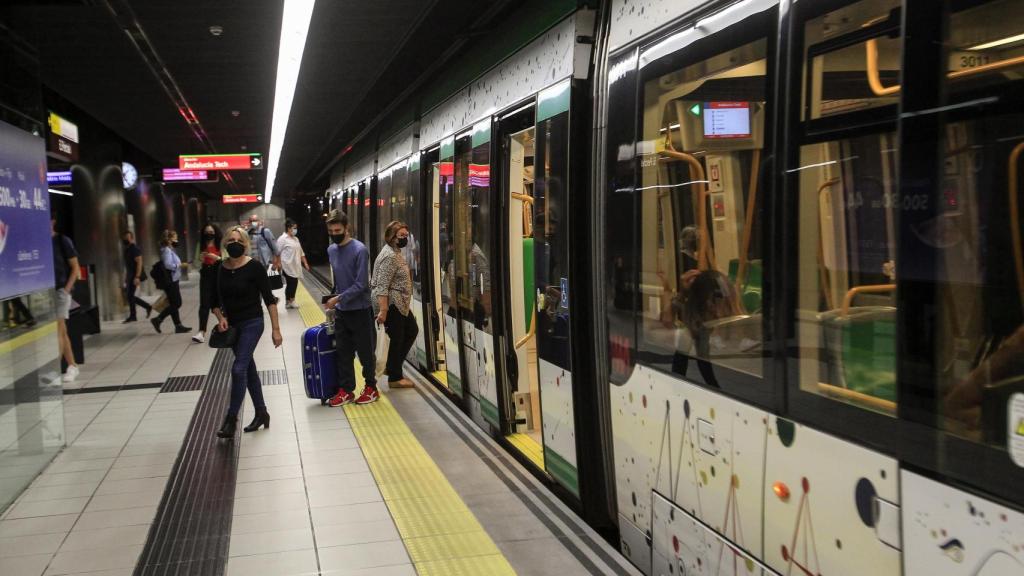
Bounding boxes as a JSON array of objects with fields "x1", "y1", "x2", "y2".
[{"x1": 320, "y1": 398, "x2": 327, "y2": 406}]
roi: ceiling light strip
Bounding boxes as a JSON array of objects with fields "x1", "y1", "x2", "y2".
[{"x1": 265, "y1": 0, "x2": 317, "y2": 204}]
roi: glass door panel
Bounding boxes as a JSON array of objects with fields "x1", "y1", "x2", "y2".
[{"x1": 438, "y1": 137, "x2": 463, "y2": 394}]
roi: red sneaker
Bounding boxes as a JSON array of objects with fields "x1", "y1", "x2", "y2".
[
  {"x1": 328, "y1": 389, "x2": 355, "y2": 407},
  {"x1": 354, "y1": 386, "x2": 379, "y2": 405}
]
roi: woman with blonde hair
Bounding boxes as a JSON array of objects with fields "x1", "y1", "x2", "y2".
[
  {"x1": 211, "y1": 226, "x2": 282, "y2": 438},
  {"x1": 151, "y1": 229, "x2": 191, "y2": 334},
  {"x1": 371, "y1": 220, "x2": 418, "y2": 388}
]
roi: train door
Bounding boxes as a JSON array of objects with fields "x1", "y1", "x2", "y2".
[
  {"x1": 437, "y1": 137, "x2": 464, "y2": 395},
  {"x1": 495, "y1": 103, "x2": 547, "y2": 470},
  {"x1": 418, "y1": 149, "x2": 447, "y2": 381}
]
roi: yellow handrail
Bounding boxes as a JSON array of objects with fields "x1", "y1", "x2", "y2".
[
  {"x1": 515, "y1": 311, "x2": 536, "y2": 349},
  {"x1": 736, "y1": 149, "x2": 761, "y2": 299},
  {"x1": 841, "y1": 284, "x2": 896, "y2": 317},
  {"x1": 817, "y1": 382, "x2": 896, "y2": 414},
  {"x1": 1010, "y1": 141, "x2": 1024, "y2": 313},
  {"x1": 661, "y1": 138, "x2": 716, "y2": 270},
  {"x1": 865, "y1": 39, "x2": 1024, "y2": 97},
  {"x1": 817, "y1": 179, "x2": 840, "y2": 311}
]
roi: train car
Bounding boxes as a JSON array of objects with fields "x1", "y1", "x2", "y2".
[{"x1": 322, "y1": 1, "x2": 1024, "y2": 574}]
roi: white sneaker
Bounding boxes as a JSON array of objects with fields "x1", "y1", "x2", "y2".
[
  {"x1": 192, "y1": 331, "x2": 205, "y2": 344},
  {"x1": 62, "y1": 365, "x2": 79, "y2": 383},
  {"x1": 286, "y1": 301, "x2": 298, "y2": 309}
]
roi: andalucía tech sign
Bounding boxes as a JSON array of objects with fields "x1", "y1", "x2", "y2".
[{"x1": 178, "y1": 153, "x2": 262, "y2": 171}]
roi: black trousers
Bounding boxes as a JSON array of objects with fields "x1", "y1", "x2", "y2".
[
  {"x1": 125, "y1": 280, "x2": 152, "y2": 319},
  {"x1": 155, "y1": 281, "x2": 182, "y2": 327},
  {"x1": 284, "y1": 273, "x2": 298, "y2": 301},
  {"x1": 384, "y1": 305, "x2": 418, "y2": 381},
  {"x1": 198, "y1": 268, "x2": 216, "y2": 331},
  {"x1": 334, "y1": 307, "x2": 376, "y2": 393}
]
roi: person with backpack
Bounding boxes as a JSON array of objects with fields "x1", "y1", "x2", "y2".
[
  {"x1": 322, "y1": 209, "x2": 379, "y2": 406},
  {"x1": 247, "y1": 214, "x2": 280, "y2": 271},
  {"x1": 151, "y1": 230, "x2": 191, "y2": 334},
  {"x1": 121, "y1": 230, "x2": 153, "y2": 323},
  {"x1": 52, "y1": 217, "x2": 80, "y2": 382}
]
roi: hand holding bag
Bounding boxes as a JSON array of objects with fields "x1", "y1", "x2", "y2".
[
  {"x1": 267, "y1": 265, "x2": 284, "y2": 291},
  {"x1": 374, "y1": 323, "x2": 390, "y2": 383}
]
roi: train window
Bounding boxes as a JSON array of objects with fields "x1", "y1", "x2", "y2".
[
  {"x1": 935, "y1": 1, "x2": 1024, "y2": 446},
  {"x1": 636, "y1": 26, "x2": 770, "y2": 386},
  {"x1": 802, "y1": 0, "x2": 902, "y2": 121}
]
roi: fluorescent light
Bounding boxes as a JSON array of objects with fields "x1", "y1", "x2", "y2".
[
  {"x1": 264, "y1": 0, "x2": 316, "y2": 204},
  {"x1": 969, "y1": 33, "x2": 1024, "y2": 51},
  {"x1": 48, "y1": 188, "x2": 73, "y2": 196}
]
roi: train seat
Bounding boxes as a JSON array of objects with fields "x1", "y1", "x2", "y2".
[
  {"x1": 818, "y1": 306, "x2": 896, "y2": 402},
  {"x1": 727, "y1": 258, "x2": 763, "y2": 313}
]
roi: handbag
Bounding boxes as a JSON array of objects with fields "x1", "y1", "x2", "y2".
[
  {"x1": 268, "y1": 265, "x2": 284, "y2": 291},
  {"x1": 208, "y1": 325, "x2": 238, "y2": 348},
  {"x1": 374, "y1": 323, "x2": 390, "y2": 381},
  {"x1": 152, "y1": 294, "x2": 168, "y2": 313}
]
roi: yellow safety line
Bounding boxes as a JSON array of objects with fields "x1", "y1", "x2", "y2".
[
  {"x1": 507, "y1": 433, "x2": 545, "y2": 470},
  {"x1": 432, "y1": 370, "x2": 449, "y2": 387},
  {"x1": 299, "y1": 282, "x2": 515, "y2": 574},
  {"x1": 0, "y1": 322, "x2": 57, "y2": 356},
  {"x1": 345, "y1": 396, "x2": 516, "y2": 575}
]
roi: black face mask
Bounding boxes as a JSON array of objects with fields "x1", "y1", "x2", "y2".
[
  {"x1": 330, "y1": 232, "x2": 346, "y2": 244},
  {"x1": 171, "y1": 241, "x2": 179, "y2": 247},
  {"x1": 122, "y1": 239, "x2": 131, "y2": 246},
  {"x1": 203, "y1": 233, "x2": 215, "y2": 242},
  {"x1": 226, "y1": 242, "x2": 245, "y2": 258},
  {"x1": 396, "y1": 237, "x2": 408, "y2": 248}
]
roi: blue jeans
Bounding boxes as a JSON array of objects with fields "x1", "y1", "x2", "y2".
[{"x1": 228, "y1": 317, "x2": 266, "y2": 417}]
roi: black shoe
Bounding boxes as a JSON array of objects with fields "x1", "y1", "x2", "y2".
[
  {"x1": 123, "y1": 317, "x2": 137, "y2": 324},
  {"x1": 145, "y1": 307, "x2": 153, "y2": 319},
  {"x1": 174, "y1": 325, "x2": 192, "y2": 334},
  {"x1": 216, "y1": 414, "x2": 237, "y2": 439},
  {"x1": 243, "y1": 409, "x2": 270, "y2": 433},
  {"x1": 151, "y1": 318, "x2": 162, "y2": 333}
]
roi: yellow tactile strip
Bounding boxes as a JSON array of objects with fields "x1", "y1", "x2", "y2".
[
  {"x1": 298, "y1": 283, "x2": 515, "y2": 574},
  {"x1": 507, "y1": 433, "x2": 545, "y2": 470}
]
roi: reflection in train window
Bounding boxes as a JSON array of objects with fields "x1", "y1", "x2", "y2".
[
  {"x1": 938, "y1": 1, "x2": 1024, "y2": 445},
  {"x1": 638, "y1": 36, "x2": 768, "y2": 383},
  {"x1": 802, "y1": 0, "x2": 901, "y2": 121},
  {"x1": 796, "y1": 135, "x2": 898, "y2": 415}
]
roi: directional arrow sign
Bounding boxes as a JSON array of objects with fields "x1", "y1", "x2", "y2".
[
  {"x1": 222, "y1": 194, "x2": 262, "y2": 204},
  {"x1": 179, "y1": 153, "x2": 263, "y2": 171}
]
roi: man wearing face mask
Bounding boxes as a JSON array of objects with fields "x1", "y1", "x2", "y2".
[
  {"x1": 323, "y1": 209, "x2": 378, "y2": 406},
  {"x1": 121, "y1": 230, "x2": 153, "y2": 323},
  {"x1": 247, "y1": 214, "x2": 281, "y2": 271},
  {"x1": 276, "y1": 218, "x2": 310, "y2": 309}
]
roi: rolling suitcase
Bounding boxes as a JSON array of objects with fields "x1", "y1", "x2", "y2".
[{"x1": 303, "y1": 322, "x2": 337, "y2": 405}]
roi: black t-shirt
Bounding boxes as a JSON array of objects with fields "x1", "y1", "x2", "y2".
[
  {"x1": 53, "y1": 235, "x2": 78, "y2": 289},
  {"x1": 123, "y1": 243, "x2": 142, "y2": 278},
  {"x1": 210, "y1": 259, "x2": 277, "y2": 322}
]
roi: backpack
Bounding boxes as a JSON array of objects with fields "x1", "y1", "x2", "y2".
[{"x1": 150, "y1": 261, "x2": 168, "y2": 289}]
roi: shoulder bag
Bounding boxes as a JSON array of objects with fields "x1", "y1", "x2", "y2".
[{"x1": 208, "y1": 264, "x2": 239, "y2": 348}]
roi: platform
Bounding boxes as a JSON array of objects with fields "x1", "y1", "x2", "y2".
[{"x1": 0, "y1": 276, "x2": 638, "y2": 576}]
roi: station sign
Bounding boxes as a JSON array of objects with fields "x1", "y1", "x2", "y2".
[
  {"x1": 179, "y1": 153, "x2": 262, "y2": 171},
  {"x1": 222, "y1": 194, "x2": 262, "y2": 204},
  {"x1": 46, "y1": 171, "x2": 73, "y2": 185},
  {"x1": 47, "y1": 112, "x2": 79, "y2": 161},
  {"x1": 162, "y1": 168, "x2": 216, "y2": 182}
]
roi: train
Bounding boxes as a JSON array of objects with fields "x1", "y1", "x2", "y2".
[{"x1": 307, "y1": 1, "x2": 1024, "y2": 574}]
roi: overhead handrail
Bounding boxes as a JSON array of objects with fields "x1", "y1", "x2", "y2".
[
  {"x1": 866, "y1": 38, "x2": 1024, "y2": 97},
  {"x1": 736, "y1": 149, "x2": 761, "y2": 300},
  {"x1": 841, "y1": 284, "x2": 896, "y2": 317},
  {"x1": 817, "y1": 179, "x2": 840, "y2": 310},
  {"x1": 817, "y1": 382, "x2": 896, "y2": 414},
  {"x1": 515, "y1": 311, "x2": 536, "y2": 349},
  {"x1": 661, "y1": 136, "x2": 716, "y2": 270},
  {"x1": 1010, "y1": 141, "x2": 1024, "y2": 313}
]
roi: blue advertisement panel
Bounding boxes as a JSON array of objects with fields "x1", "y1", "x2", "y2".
[{"x1": 0, "y1": 121, "x2": 54, "y2": 300}]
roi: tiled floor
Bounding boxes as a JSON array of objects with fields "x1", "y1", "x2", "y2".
[{"x1": 0, "y1": 276, "x2": 638, "y2": 576}]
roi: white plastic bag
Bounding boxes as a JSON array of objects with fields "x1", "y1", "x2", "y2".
[{"x1": 374, "y1": 324, "x2": 390, "y2": 391}]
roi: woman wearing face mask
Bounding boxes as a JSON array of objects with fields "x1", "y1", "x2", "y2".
[
  {"x1": 211, "y1": 226, "x2": 283, "y2": 438},
  {"x1": 370, "y1": 221, "x2": 418, "y2": 388},
  {"x1": 192, "y1": 224, "x2": 222, "y2": 343},
  {"x1": 277, "y1": 218, "x2": 310, "y2": 309},
  {"x1": 152, "y1": 230, "x2": 192, "y2": 334}
]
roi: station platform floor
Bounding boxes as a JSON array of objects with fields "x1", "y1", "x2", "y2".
[{"x1": 0, "y1": 274, "x2": 639, "y2": 576}]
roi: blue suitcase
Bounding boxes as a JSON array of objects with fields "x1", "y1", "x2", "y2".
[{"x1": 303, "y1": 322, "x2": 337, "y2": 405}]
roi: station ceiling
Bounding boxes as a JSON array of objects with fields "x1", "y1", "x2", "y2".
[{"x1": 0, "y1": 0, "x2": 480, "y2": 203}]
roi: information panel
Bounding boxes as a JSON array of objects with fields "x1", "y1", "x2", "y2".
[
  {"x1": 179, "y1": 153, "x2": 262, "y2": 171},
  {"x1": 162, "y1": 168, "x2": 215, "y2": 182},
  {"x1": 222, "y1": 194, "x2": 262, "y2": 204},
  {"x1": 0, "y1": 121, "x2": 54, "y2": 300},
  {"x1": 703, "y1": 102, "x2": 751, "y2": 139}
]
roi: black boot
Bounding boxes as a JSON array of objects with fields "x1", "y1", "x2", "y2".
[
  {"x1": 216, "y1": 414, "x2": 237, "y2": 439},
  {"x1": 243, "y1": 409, "x2": 270, "y2": 433}
]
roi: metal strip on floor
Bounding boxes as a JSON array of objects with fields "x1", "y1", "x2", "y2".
[
  {"x1": 133, "y1": 348, "x2": 240, "y2": 576},
  {"x1": 64, "y1": 382, "x2": 164, "y2": 395},
  {"x1": 160, "y1": 375, "x2": 205, "y2": 393}
]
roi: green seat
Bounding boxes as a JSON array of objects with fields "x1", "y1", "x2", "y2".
[
  {"x1": 841, "y1": 310, "x2": 896, "y2": 402},
  {"x1": 523, "y1": 238, "x2": 535, "y2": 328},
  {"x1": 727, "y1": 259, "x2": 763, "y2": 313}
]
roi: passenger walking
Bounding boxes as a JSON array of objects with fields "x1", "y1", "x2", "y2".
[
  {"x1": 151, "y1": 230, "x2": 192, "y2": 334},
  {"x1": 212, "y1": 226, "x2": 282, "y2": 438},
  {"x1": 121, "y1": 230, "x2": 152, "y2": 323},
  {"x1": 277, "y1": 218, "x2": 310, "y2": 309},
  {"x1": 323, "y1": 209, "x2": 378, "y2": 406},
  {"x1": 192, "y1": 224, "x2": 222, "y2": 343},
  {"x1": 371, "y1": 221, "x2": 418, "y2": 389},
  {"x1": 247, "y1": 214, "x2": 281, "y2": 270},
  {"x1": 51, "y1": 218, "x2": 80, "y2": 382}
]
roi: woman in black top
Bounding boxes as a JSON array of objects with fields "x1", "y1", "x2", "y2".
[{"x1": 211, "y1": 226, "x2": 283, "y2": 438}]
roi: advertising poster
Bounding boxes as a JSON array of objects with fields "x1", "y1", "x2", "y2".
[{"x1": 0, "y1": 120, "x2": 54, "y2": 300}]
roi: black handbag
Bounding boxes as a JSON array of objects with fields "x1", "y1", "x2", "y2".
[
  {"x1": 208, "y1": 325, "x2": 238, "y2": 348},
  {"x1": 268, "y1": 265, "x2": 284, "y2": 291}
]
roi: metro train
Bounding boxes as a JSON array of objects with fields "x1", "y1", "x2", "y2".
[{"x1": 317, "y1": 1, "x2": 1024, "y2": 574}]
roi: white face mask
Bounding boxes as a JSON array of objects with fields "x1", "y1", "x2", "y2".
[{"x1": 290, "y1": 228, "x2": 298, "y2": 236}]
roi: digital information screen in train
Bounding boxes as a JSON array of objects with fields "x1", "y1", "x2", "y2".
[{"x1": 702, "y1": 102, "x2": 751, "y2": 139}]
